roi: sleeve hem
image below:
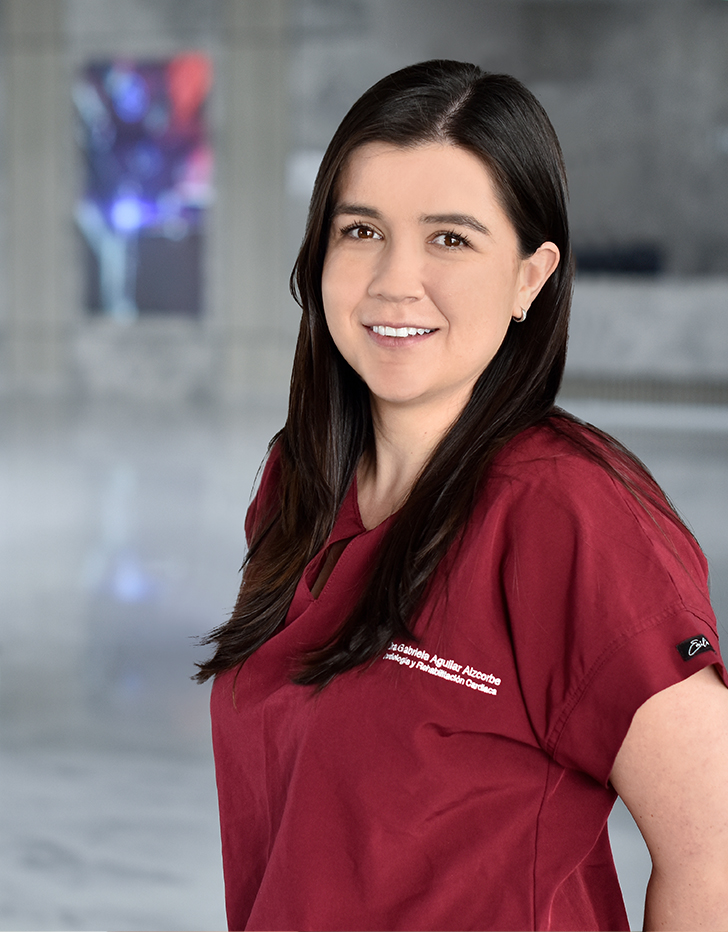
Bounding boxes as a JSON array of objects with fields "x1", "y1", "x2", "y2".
[{"x1": 545, "y1": 603, "x2": 726, "y2": 785}]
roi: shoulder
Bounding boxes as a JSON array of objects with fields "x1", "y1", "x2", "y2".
[
  {"x1": 489, "y1": 416, "x2": 673, "y2": 527},
  {"x1": 466, "y1": 418, "x2": 721, "y2": 784},
  {"x1": 482, "y1": 417, "x2": 626, "y2": 523},
  {"x1": 474, "y1": 416, "x2": 710, "y2": 602},
  {"x1": 491, "y1": 416, "x2": 627, "y2": 492}
]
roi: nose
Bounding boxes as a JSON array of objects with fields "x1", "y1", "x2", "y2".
[{"x1": 367, "y1": 239, "x2": 425, "y2": 304}]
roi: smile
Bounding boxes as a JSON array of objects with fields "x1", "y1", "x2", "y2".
[{"x1": 371, "y1": 326, "x2": 433, "y2": 337}]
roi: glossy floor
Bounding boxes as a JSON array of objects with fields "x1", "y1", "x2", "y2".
[{"x1": 1, "y1": 397, "x2": 726, "y2": 931}]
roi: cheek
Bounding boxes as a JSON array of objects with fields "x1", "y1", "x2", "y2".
[
  {"x1": 468, "y1": 261, "x2": 520, "y2": 313},
  {"x1": 322, "y1": 253, "x2": 362, "y2": 328},
  {"x1": 321, "y1": 252, "x2": 345, "y2": 307},
  {"x1": 320, "y1": 261, "x2": 338, "y2": 326},
  {"x1": 321, "y1": 260, "x2": 352, "y2": 348},
  {"x1": 434, "y1": 266, "x2": 514, "y2": 322}
]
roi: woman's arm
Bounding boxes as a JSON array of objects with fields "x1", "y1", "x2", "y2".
[{"x1": 610, "y1": 665, "x2": 728, "y2": 931}]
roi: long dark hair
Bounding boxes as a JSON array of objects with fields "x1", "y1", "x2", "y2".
[{"x1": 196, "y1": 60, "x2": 679, "y2": 686}]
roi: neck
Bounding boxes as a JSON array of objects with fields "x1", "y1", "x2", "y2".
[{"x1": 356, "y1": 394, "x2": 464, "y2": 529}]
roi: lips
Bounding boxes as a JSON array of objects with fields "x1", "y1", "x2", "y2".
[{"x1": 370, "y1": 325, "x2": 433, "y2": 337}]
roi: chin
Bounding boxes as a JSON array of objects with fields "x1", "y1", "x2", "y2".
[{"x1": 370, "y1": 390, "x2": 445, "y2": 413}]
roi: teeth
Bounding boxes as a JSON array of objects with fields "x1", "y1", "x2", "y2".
[{"x1": 372, "y1": 326, "x2": 432, "y2": 337}]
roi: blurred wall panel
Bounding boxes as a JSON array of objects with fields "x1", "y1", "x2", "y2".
[
  {"x1": 1, "y1": 0, "x2": 727, "y2": 403},
  {"x1": 66, "y1": 0, "x2": 293, "y2": 404},
  {"x1": 0, "y1": 0, "x2": 294, "y2": 404},
  {"x1": 215, "y1": 0, "x2": 292, "y2": 402},
  {"x1": 289, "y1": 0, "x2": 728, "y2": 277},
  {"x1": 287, "y1": 0, "x2": 728, "y2": 400},
  {"x1": 2, "y1": 0, "x2": 73, "y2": 396}
]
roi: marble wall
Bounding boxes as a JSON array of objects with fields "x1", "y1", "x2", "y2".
[{"x1": 0, "y1": 0, "x2": 726, "y2": 402}]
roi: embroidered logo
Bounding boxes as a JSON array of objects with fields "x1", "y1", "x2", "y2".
[
  {"x1": 676, "y1": 635, "x2": 715, "y2": 662},
  {"x1": 383, "y1": 642, "x2": 501, "y2": 696}
]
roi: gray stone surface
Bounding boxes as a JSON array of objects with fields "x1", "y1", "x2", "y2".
[
  {"x1": 288, "y1": 0, "x2": 728, "y2": 275},
  {"x1": 1, "y1": 395, "x2": 726, "y2": 930},
  {"x1": 2, "y1": 0, "x2": 728, "y2": 401},
  {"x1": 567, "y1": 276, "x2": 728, "y2": 380},
  {"x1": 1, "y1": 749, "x2": 225, "y2": 931}
]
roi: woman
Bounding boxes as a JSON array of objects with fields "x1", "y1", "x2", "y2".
[{"x1": 198, "y1": 61, "x2": 728, "y2": 931}]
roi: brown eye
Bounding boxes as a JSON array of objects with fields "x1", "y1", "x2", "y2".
[
  {"x1": 432, "y1": 231, "x2": 470, "y2": 249},
  {"x1": 341, "y1": 223, "x2": 382, "y2": 241}
]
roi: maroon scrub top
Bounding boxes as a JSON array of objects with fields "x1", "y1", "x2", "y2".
[{"x1": 211, "y1": 424, "x2": 726, "y2": 931}]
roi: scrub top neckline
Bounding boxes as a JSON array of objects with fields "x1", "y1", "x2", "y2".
[{"x1": 329, "y1": 471, "x2": 401, "y2": 542}]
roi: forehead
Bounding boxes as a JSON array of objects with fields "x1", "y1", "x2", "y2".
[{"x1": 334, "y1": 141, "x2": 502, "y2": 211}]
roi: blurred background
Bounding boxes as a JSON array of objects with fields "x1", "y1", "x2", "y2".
[{"x1": 1, "y1": 1, "x2": 727, "y2": 929}]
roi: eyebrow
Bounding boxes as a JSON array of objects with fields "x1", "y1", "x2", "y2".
[
  {"x1": 331, "y1": 203, "x2": 383, "y2": 221},
  {"x1": 331, "y1": 204, "x2": 490, "y2": 236},
  {"x1": 421, "y1": 213, "x2": 491, "y2": 236}
]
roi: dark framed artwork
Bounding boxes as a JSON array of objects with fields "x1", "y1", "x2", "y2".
[{"x1": 74, "y1": 53, "x2": 213, "y2": 318}]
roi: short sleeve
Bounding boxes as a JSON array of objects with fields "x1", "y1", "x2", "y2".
[
  {"x1": 495, "y1": 436, "x2": 727, "y2": 786},
  {"x1": 550, "y1": 603, "x2": 724, "y2": 784}
]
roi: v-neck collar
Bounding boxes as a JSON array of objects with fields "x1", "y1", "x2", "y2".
[{"x1": 326, "y1": 475, "x2": 366, "y2": 543}]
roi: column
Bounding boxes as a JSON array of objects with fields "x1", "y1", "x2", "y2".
[{"x1": 2, "y1": 0, "x2": 73, "y2": 395}]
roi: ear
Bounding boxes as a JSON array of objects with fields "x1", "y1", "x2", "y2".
[{"x1": 515, "y1": 242, "x2": 560, "y2": 317}]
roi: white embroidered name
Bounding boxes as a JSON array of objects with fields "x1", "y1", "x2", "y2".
[{"x1": 384, "y1": 642, "x2": 501, "y2": 696}]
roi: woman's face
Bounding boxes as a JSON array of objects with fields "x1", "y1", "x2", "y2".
[{"x1": 321, "y1": 142, "x2": 559, "y2": 422}]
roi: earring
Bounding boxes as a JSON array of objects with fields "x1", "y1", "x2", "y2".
[{"x1": 513, "y1": 307, "x2": 528, "y2": 323}]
